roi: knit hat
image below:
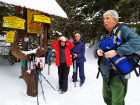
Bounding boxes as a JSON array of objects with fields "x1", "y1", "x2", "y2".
[{"x1": 59, "y1": 36, "x2": 66, "y2": 42}]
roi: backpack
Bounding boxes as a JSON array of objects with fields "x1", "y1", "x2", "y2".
[{"x1": 97, "y1": 24, "x2": 140, "y2": 86}]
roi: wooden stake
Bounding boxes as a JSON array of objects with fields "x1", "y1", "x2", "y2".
[
  {"x1": 14, "y1": 6, "x2": 20, "y2": 47},
  {"x1": 22, "y1": 8, "x2": 28, "y2": 51},
  {"x1": 40, "y1": 23, "x2": 44, "y2": 51}
]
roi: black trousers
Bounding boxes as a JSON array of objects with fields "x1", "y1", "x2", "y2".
[{"x1": 58, "y1": 63, "x2": 70, "y2": 92}]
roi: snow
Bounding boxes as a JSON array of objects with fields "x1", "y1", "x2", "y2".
[
  {"x1": 21, "y1": 48, "x2": 39, "y2": 55},
  {"x1": 0, "y1": 0, "x2": 68, "y2": 19},
  {"x1": 0, "y1": 35, "x2": 6, "y2": 40},
  {"x1": 0, "y1": 46, "x2": 140, "y2": 105}
]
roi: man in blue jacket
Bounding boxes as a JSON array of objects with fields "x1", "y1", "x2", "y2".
[
  {"x1": 94, "y1": 10, "x2": 140, "y2": 105},
  {"x1": 71, "y1": 33, "x2": 86, "y2": 87}
]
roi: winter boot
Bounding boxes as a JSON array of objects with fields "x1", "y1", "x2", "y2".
[{"x1": 80, "y1": 82, "x2": 84, "y2": 87}]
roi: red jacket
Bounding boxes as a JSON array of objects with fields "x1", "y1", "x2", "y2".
[{"x1": 52, "y1": 39, "x2": 74, "y2": 67}]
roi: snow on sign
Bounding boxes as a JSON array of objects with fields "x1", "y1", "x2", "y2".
[
  {"x1": 33, "y1": 15, "x2": 51, "y2": 23},
  {"x1": 30, "y1": 57, "x2": 45, "y2": 70},
  {"x1": 3, "y1": 16, "x2": 25, "y2": 30},
  {"x1": 27, "y1": 9, "x2": 41, "y2": 34}
]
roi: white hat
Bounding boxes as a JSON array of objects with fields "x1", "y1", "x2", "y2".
[
  {"x1": 59, "y1": 36, "x2": 66, "y2": 42},
  {"x1": 103, "y1": 10, "x2": 119, "y2": 22}
]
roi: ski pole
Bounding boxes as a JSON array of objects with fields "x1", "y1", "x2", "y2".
[
  {"x1": 38, "y1": 72, "x2": 46, "y2": 103},
  {"x1": 48, "y1": 60, "x2": 50, "y2": 75},
  {"x1": 32, "y1": 56, "x2": 39, "y2": 105},
  {"x1": 47, "y1": 51, "x2": 51, "y2": 75},
  {"x1": 73, "y1": 60, "x2": 76, "y2": 87},
  {"x1": 41, "y1": 73, "x2": 56, "y2": 90}
]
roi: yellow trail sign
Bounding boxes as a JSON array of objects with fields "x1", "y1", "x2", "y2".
[
  {"x1": 5, "y1": 31, "x2": 15, "y2": 43},
  {"x1": 5, "y1": 38, "x2": 14, "y2": 43},
  {"x1": 27, "y1": 9, "x2": 41, "y2": 34},
  {"x1": 33, "y1": 15, "x2": 51, "y2": 23},
  {"x1": 6, "y1": 31, "x2": 15, "y2": 38},
  {"x1": 3, "y1": 16, "x2": 25, "y2": 30}
]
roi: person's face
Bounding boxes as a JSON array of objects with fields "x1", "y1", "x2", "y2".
[
  {"x1": 103, "y1": 14, "x2": 117, "y2": 31},
  {"x1": 60, "y1": 41, "x2": 65, "y2": 46},
  {"x1": 75, "y1": 35, "x2": 80, "y2": 42}
]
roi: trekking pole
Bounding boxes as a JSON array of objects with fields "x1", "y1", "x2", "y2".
[
  {"x1": 47, "y1": 51, "x2": 51, "y2": 75},
  {"x1": 73, "y1": 59, "x2": 77, "y2": 87},
  {"x1": 41, "y1": 73, "x2": 56, "y2": 90},
  {"x1": 31, "y1": 55, "x2": 39, "y2": 105},
  {"x1": 38, "y1": 72, "x2": 47, "y2": 104},
  {"x1": 48, "y1": 60, "x2": 50, "y2": 75}
]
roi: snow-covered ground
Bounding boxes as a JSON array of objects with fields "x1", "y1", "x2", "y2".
[{"x1": 0, "y1": 47, "x2": 140, "y2": 105}]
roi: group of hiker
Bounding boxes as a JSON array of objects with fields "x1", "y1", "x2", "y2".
[
  {"x1": 52, "y1": 33, "x2": 86, "y2": 94},
  {"x1": 51, "y1": 9, "x2": 140, "y2": 105}
]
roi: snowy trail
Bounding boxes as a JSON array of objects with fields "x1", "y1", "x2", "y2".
[{"x1": 0, "y1": 47, "x2": 140, "y2": 105}]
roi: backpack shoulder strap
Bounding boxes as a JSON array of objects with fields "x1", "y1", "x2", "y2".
[
  {"x1": 113, "y1": 24, "x2": 126, "y2": 46},
  {"x1": 114, "y1": 24, "x2": 125, "y2": 36}
]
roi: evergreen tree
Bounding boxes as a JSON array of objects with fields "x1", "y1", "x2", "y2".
[
  {"x1": 52, "y1": 0, "x2": 140, "y2": 45},
  {"x1": 0, "y1": 3, "x2": 14, "y2": 35}
]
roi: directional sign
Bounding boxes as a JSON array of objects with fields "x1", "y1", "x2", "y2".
[
  {"x1": 5, "y1": 38, "x2": 14, "y2": 43},
  {"x1": 33, "y1": 15, "x2": 51, "y2": 23},
  {"x1": 5, "y1": 31, "x2": 15, "y2": 43},
  {"x1": 27, "y1": 9, "x2": 41, "y2": 34},
  {"x1": 3, "y1": 16, "x2": 25, "y2": 30},
  {"x1": 6, "y1": 31, "x2": 15, "y2": 38}
]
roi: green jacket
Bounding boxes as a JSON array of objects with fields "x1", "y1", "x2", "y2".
[{"x1": 94, "y1": 23, "x2": 140, "y2": 78}]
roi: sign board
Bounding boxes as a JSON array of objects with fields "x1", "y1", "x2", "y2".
[
  {"x1": 27, "y1": 9, "x2": 41, "y2": 34},
  {"x1": 3, "y1": 16, "x2": 25, "y2": 30},
  {"x1": 5, "y1": 31, "x2": 15, "y2": 43},
  {"x1": 6, "y1": 31, "x2": 15, "y2": 38},
  {"x1": 33, "y1": 15, "x2": 51, "y2": 23},
  {"x1": 5, "y1": 38, "x2": 14, "y2": 43},
  {"x1": 30, "y1": 57, "x2": 45, "y2": 69}
]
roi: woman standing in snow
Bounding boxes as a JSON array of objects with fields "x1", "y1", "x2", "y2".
[
  {"x1": 52, "y1": 36, "x2": 74, "y2": 94},
  {"x1": 70, "y1": 33, "x2": 86, "y2": 87}
]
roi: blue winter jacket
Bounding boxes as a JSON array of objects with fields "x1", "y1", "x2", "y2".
[
  {"x1": 94, "y1": 23, "x2": 140, "y2": 78},
  {"x1": 70, "y1": 38, "x2": 86, "y2": 63}
]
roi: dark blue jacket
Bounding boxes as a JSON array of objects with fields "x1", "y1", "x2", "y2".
[{"x1": 70, "y1": 38, "x2": 86, "y2": 63}]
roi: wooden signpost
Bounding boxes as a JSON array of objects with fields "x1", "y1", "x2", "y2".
[{"x1": 2, "y1": 6, "x2": 51, "y2": 98}]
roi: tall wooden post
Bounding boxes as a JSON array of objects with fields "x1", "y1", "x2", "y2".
[
  {"x1": 43, "y1": 24, "x2": 48, "y2": 49},
  {"x1": 22, "y1": 8, "x2": 28, "y2": 51},
  {"x1": 20, "y1": 8, "x2": 38, "y2": 97},
  {"x1": 40, "y1": 23, "x2": 44, "y2": 51},
  {"x1": 21, "y1": 8, "x2": 28, "y2": 74},
  {"x1": 14, "y1": 6, "x2": 20, "y2": 46}
]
